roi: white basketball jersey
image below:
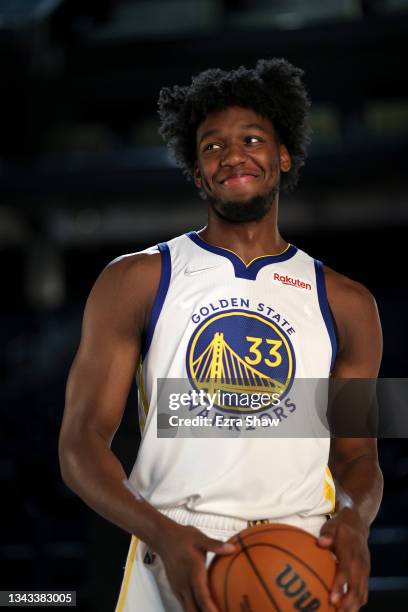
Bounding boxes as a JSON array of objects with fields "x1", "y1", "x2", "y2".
[{"x1": 127, "y1": 232, "x2": 337, "y2": 520}]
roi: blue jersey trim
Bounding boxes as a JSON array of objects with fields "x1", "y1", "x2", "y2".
[
  {"x1": 314, "y1": 260, "x2": 338, "y2": 372},
  {"x1": 141, "y1": 242, "x2": 171, "y2": 361},
  {"x1": 186, "y1": 231, "x2": 298, "y2": 280}
]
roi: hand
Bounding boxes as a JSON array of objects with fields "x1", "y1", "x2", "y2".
[
  {"x1": 155, "y1": 522, "x2": 236, "y2": 612},
  {"x1": 318, "y1": 508, "x2": 370, "y2": 611}
]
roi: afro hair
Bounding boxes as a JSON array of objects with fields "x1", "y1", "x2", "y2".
[{"x1": 158, "y1": 58, "x2": 312, "y2": 192}]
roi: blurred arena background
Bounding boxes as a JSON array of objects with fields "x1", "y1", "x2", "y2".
[{"x1": 1, "y1": 0, "x2": 407, "y2": 609}]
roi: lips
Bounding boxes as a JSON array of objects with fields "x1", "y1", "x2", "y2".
[{"x1": 219, "y1": 172, "x2": 260, "y2": 186}]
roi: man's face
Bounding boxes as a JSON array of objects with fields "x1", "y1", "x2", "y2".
[{"x1": 194, "y1": 106, "x2": 291, "y2": 223}]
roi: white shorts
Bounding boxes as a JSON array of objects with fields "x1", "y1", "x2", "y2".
[{"x1": 115, "y1": 507, "x2": 327, "y2": 612}]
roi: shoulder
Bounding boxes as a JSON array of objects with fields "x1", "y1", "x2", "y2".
[
  {"x1": 85, "y1": 248, "x2": 162, "y2": 335},
  {"x1": 323, "y1": 265, "x2": 377, "y2": 314},
  {"x1": 95, "y1": 248, "x2": 161, "y2": 291}
]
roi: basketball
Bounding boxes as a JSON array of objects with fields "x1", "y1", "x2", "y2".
[{"x1": 208, "y1": 523, "x2": 337, "y2": 611}]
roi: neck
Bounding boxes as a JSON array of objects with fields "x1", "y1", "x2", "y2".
[{"x1": 199, "y1": 197, "x2": 287, "y2": 265}]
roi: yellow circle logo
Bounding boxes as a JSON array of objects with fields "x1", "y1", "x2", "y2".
[{"x1": 186, "y1": 309, "x2": 295, "y2": 413}]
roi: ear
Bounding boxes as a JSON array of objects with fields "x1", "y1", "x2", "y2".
[
  {"x1": 193, "y1": 162, "x2": 202, "y2": 188},
  {"x1": 279, "y1": 145, "x2": 292, "y2": 173}
]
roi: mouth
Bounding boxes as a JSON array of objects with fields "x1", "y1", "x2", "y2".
[{"x1": 220, "y1": 174, "x2": 260, "y2": 186}]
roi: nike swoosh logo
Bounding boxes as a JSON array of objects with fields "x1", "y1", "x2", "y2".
[{"x1": 184, "y1": 265, "x2": 219, "y2": 276}]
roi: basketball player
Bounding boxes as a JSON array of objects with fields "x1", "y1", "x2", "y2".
[{"x1": 59, "y1": 59, "x2": 383, "y2": 612}]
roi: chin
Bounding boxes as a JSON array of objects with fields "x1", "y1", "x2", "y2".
[
  {"x1": 209, "y1": 187, "x2": 279, "y2": 223},
  {"x1": 212, "y1": 198, "x2": 272, "y2": 224},
  {"x1": 222, "y1": 192, "x2": 257, "y2": 203}
]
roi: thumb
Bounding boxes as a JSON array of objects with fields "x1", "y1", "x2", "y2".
[
  {"x1": 318, "y1": 519, "x2": 337, "y2": 547},
  {"x1": 202, "y1": 535, "x2": 236, "y2": 555}
]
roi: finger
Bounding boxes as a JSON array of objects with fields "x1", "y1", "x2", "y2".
[
  {"x1": 317, "y1": 535, "x2": 333, "y2": 548},
  {"x1": 337, "y1": 590, "x2": 356, "y2": 612},
  {"x1": 193, "y1": 566, "x2": 219, "y2": 612},
  {"x1": 336, "y1": 582, "x2": 365, "y2": 612},
  {"x1": 359, "y1": 575, "x2": 369, "y2": 608},
  {"x1": 202, "y1": 536, "x2": 236, "y2": 555},
  {"x1": 330, "y1": 566, "x2": 349, "y2": 606},
  {"x1": 181, "y1": 589, "x2": 200, "y2": 612},
  {"x1": 337, "y1": 590, "x2": 362, "y2": 612},
  {"x1": 214, "y1": 542, "x2": 236, "y2": 555},
  {"x1": 318, "y1": 521, "x2": 337, "y2": 547},
  {"x1": 338, "y1": 571, "x2": 368, "y2": 612},
  {"x1": 193, "y1": 591, "x2": 218, "y2": 612}
]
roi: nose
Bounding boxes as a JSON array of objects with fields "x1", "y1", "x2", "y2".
[{"x1": 220, "y1": 141, "x2": 247, "y2": 167}]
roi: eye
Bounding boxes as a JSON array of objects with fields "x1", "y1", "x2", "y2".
[
  {"x1": 245, "y1": 135, "x2": 263, "y2": 145},
  {"x1": 203, "y1": 142, "x2": 222, "y2": 152}
]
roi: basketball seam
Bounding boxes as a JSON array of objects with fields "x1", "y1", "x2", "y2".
[
  {"x1": 222, "y1": 552, "x2": 253, "y2": 612},
  {"x1": 237, "y1": 533, "x2": 282, "y2": 612},
  {"x1": 223, "y1": 553, "x2": 234, "y2": 612},
  {"x1": 222, "y1": 550, "x2": 249, "y2": 612}
]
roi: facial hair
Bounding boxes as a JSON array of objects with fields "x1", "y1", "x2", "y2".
[{"x1": 206, "y1": 185, "x2": 280, "y2": 224}]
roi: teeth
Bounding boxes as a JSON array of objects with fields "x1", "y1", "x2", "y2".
[{"x1": 220, "y1": 174, "x2": 259, "y2": 183}]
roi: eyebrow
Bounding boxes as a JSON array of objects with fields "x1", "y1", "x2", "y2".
[
  {"x1": 240, "y1": 123, "x2": 268, "y2": 132},
  {"x1": 198, "y1": 122, "x2": 269, "y2": 145}
]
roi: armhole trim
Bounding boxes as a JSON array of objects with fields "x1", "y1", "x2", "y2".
[
  {"x1": 314, "y1": 259, "x2": 338, "y2": 372},
  {"x1": 141, "y1": 242, "x2": 171, "y2": 361}
]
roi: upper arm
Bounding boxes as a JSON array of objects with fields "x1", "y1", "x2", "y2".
[
  {"x1": 61, "y1": 252, "x2": 161, "y2": 446},
  {"x1": 325, "y1": 268, "x2": 383, "y2": 469},
  {"x1": 325, "y1": 268, "x2": 382, "y2": 378}
]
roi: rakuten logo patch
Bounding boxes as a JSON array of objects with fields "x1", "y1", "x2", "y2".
[{"x1": 274, "y1": 273, "x2": 312, "y2": 291}]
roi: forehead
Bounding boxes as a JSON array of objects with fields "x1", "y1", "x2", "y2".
[{"x1": 196, "y1": 106, "x2": 276, "y2": 141}]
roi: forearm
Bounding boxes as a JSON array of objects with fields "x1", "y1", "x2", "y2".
[
  {"x1": 59, "y1": 428, "x2": 174, "y2": 550},
  {"x1": 333, "y1": 452, "x2": 384, "y2": 532}
]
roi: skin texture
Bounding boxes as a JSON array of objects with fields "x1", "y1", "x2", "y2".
[{"x1": 59, "y1": 106, "x2": 383, "y2": 612}]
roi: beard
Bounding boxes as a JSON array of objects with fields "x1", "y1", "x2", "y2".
[{"x1": 206, "y1": 185, "x2": 279, "y2": 224}]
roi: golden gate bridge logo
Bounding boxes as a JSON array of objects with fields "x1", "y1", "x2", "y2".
[{"x1": 186, "y1": 310, "x2": 295, "y2": 413}]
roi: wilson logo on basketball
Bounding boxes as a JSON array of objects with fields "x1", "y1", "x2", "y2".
[
  {"x1": 275, "y1": 564, "x2": 320, "y2": 610},
  {"x1": 274, "y1": 273, "x2": 312, "y2": 291}
]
